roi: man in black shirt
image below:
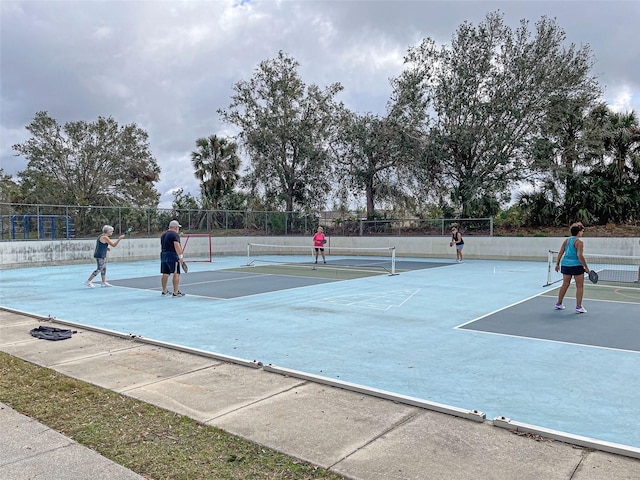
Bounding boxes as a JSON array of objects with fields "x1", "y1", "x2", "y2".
[{"x1": 160, "y1": 220, "x2": 186, "y2": 297}]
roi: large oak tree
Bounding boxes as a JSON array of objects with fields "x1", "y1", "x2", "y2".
[
  {"x1": 13, "y1": 111, "x2": 160, "y2": 207},
  {"x1": 391, "y1": 11, "x2": 601, "y2": 217},
  {"x1": 218, "y1": 51, "x2": 343, "y2": 212}
]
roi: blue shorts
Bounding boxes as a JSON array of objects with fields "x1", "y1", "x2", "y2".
[
  {"x1": 561, "y1": 265, "x2": 584, "y2": 276},
  {"x1": 161, "y1": 260, "x2": 181, "y2": 275}
]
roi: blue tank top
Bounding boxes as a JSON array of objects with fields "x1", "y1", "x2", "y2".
[
  {"x1": 93, "y1": 235, "x2": 109, "y2": 259},
  {"x1": 561, "y1": 237, "x2": 581, "y2": 267}
]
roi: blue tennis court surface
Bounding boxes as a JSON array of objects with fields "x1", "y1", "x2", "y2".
[{"x1": 1, "y1": 255, "x2": 639, "y2": 451}]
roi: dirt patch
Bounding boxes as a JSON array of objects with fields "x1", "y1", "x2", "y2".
[{"x1": 494, "y1": 224, "x2": 640, "y2": 238}]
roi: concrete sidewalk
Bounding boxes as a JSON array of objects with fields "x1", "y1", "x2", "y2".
[{"x1": 1, "y1": 309, "x2": 639, "y2": 480}]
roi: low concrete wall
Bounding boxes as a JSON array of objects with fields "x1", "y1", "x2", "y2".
[{"x1": 1, "y1": 236, "x2": 639, "y2": 269}]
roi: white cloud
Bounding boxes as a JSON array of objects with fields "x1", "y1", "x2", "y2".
[
  {"x1": 2, "y1": 0, "x2": 639, "y2": 207},
  {"x1": 607, "y1": 85, "x2": 636, "y2": 114},
  {"x1": 92, "y1": 26, "x2": 112, "y2": 40}
]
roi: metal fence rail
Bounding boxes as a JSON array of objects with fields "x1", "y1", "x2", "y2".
[{"x1": 0, "y1": 203, "x2": 492, "y2": 240}]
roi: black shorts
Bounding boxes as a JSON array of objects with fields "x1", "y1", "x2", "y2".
[
  {"x1": 561, "y1": 265, "x2": 585, "y2": 276},
  {"x1": 314, "y1": 247, "x2": 324, "y2": 252}
]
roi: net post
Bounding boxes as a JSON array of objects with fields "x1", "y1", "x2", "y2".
[
  {"x1": 390, "y1": 247, "x2": 398, "y2": 276},
  {"x1": 544, "y1": 250, "x2": 559, "y2": 287},
  {"x1": 246, "y1": 243, "x2": 251, "y2": 265},
  {"x1": 544, "y1": 250, "x2": 553, "y2": 287}
]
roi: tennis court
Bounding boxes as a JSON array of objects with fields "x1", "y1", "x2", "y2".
[{"x1": 1, "y1": 252, "x2": 639, "y2": 452}]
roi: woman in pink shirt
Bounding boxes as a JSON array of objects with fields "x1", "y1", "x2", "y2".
[{"x1": 313, "y1": 226, "x2": 326, "y2": 264}]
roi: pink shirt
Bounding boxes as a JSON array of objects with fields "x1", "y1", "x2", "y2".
[{"x1": 313, "y1": 233, "x2": 325, "y2": 247}]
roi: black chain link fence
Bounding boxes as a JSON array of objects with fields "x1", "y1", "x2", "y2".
[{"x1": 0, "y1": 203, "x2": 492, "y2": 240}]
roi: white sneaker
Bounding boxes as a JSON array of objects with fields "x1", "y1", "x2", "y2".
[
  {"x1": 554, "y1": 303, "x2": 565, "y2": 310},
  {"x1": 101, "y1": 282, "x2": 113, "y2": 287},
  {"x1": 575, "y1": 306, "x2": 587, "y2": 314},
  {"x1": 83, "y1": 281, "x2": 95, "y2": 288}
]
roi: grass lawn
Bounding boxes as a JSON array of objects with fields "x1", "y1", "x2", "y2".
[{"x1": 0, "y1": 352, "x2": 345, "y2": 480}]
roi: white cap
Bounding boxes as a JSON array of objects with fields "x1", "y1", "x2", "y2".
[{"x1": 169, "y1": 220, "x2": 182, "y2": 228}]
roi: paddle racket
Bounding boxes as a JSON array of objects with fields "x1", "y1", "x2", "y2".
[
  {"x1": 588, "y1": 270, "x2": 598, "y2": 284},
  {"x1": 181, "y1": 261, "x2": 188, "y2": 273},
  {"x1": 125, "y1": 227, "x2": 134, "y2": 235},
  {"x1": 322, "y1": 239, "x2": 327, "y2": 244}
]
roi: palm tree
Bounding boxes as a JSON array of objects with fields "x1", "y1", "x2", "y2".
[
  {"x1": 191, "y1": 135, "x2": 241, "y2": 209},
  {"x1": 575, "y1": 110, "x2": 640, "y2": 224},
  {"x1": 603, "y1": 111, "x2": 640, "y2": 184}
]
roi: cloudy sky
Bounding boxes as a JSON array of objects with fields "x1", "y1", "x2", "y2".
[{"x1": 2, "y1": 0, "x2": 638, "y2": 207}]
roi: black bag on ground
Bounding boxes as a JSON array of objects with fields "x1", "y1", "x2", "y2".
[{"x1": 30, "y1": 326, "x2": 76, "y2": 341}]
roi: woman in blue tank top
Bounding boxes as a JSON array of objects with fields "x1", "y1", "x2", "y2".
[
  {"x1": 83, "y1": 225, "x2": 125, "y2": 288},
  {"x1": 554, "y1": 222, "x2": 591, "y2": 313}
]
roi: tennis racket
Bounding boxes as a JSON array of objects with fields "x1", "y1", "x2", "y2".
[
  {"x1": 588, "y1": 270, "x2": 598, "y2": 284},
  {"x1": 125, "y1": 227, "x2": 134, "y2": 235}
]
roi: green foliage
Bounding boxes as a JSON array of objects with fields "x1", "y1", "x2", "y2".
[
  {"x1": 391, "y1": 11, "x2": 601, "y2": 218},
  {"x1": 526, "y1": 107, "x2": 640, "y2": 225},
  {"x1": 218, "y1": 51, "x2": 342, "y2": 213},
  {"x1": 493, "y1": 205, "x2": 525, "y2": 229},
  {"x1": 330, "y1": 110, "x2": 427, "y2": 219},
  {"x1": 172, "y1": 188, "x2": 200, "y2": 211},
  {"x1": 13, "y1": 112, "x2": 161, "y2": 208},
  {"x1": 191, "y1": 135, "x2": 241, "y2": 209},
  {"x1": 7, "y1": 15, "x2": 640, "y2": 229},
  {"x1": 515, "y1": 190, "x2": 560, "y2": 226},
  {"x1": 0, "y1": 168, "x2": 20, "y2": 203}
]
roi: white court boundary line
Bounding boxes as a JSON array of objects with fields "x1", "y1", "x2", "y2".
[
  {"x1": 3, "y1": 304, "x2": 640, "y2": 459},
  {"x1": 453, "y1": 294, "x2": 640, "y2": 355}
]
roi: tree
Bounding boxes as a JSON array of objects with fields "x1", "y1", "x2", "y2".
[
  {"x1": 0, "y1": 168, "x2": 20, "y2": 204},
  {"x1": 218, "y1": 51, "x2": 343, "y2": 212},
  {"x1": 13, "y1": 112, "x2": 161, "y2": 207},
  {"x1": 330, "y1": 110, "x2": 426, "y2": 219},
  {"x1": 603, "y1": 111, "x2": 640, "y2": 185},
  {"x1": 191, "y1": 135, "x2": 241, "y2": 209},
  {"x1": 171, "y1": 188, "x2": 200, "y2": 212},
  {"x1": 583, "y1": 110, "x2": 640, "y2": 223},
  {"x1": 391, "y1": 12, "x2": 601, "y2": 217},
  {"x1": 525, "y1": 98, "x2": 605, "y2": 224},
  {"x1": 527, "y1": 105, "x2": 640, "y2": 225}
]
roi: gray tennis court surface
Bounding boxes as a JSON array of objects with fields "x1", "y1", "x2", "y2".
[
  {"x1": 459, "y1": 295, "x2": 640, "y2": 352},
  {"x1": 1, "y1": 255, "x2": 639, "y2": 452},
  {"x1": 109, "y1": 258, "x2": 452, "y2": 299},
  {"x1": 110, "y1": 270, "x2": 338, "y2": 299}
]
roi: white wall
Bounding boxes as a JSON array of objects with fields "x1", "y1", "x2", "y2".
[{"x1": 1, "y1": 235, "x2": 639, "y2": 269}]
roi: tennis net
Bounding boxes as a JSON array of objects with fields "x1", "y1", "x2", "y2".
[
  {"x1": 545, "y1": 250, "x2": 640, "y2": 287},
  {"x1": 246, "y1": 243, "x2": 397, "y2": 275}
]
